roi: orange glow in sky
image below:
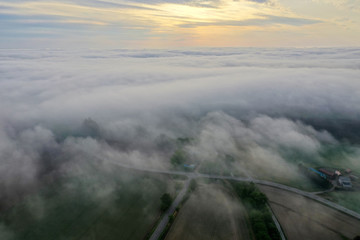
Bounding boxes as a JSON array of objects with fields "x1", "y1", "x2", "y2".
[{"x1": 0, "y1": 0, "x2": 359, "y2": 48}]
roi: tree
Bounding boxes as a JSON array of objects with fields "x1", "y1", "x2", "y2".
[
  {"x1": 189, "y1": 179, "x2": 197, "y2": 192},
  {"x1": 170, "y1": 150, "x2": 186, "y2": 166},
  {"x1": 160, "y1": 193, "x2": 172, "y2": 211},
  {"x1": 250, "y1": 191, "x2": 268, "y2": 209}
]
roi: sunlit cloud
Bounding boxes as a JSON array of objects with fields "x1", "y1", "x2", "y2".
[{"x1": 0, "y1": 0, "x2": 359, "y2": 47}]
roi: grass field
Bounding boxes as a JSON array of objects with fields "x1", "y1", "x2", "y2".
[
  {"x1": 197, "y1": 161, "x2": 248, "y2": 177},
  {"x1": 0, "y1": 167, "x2": 180, "y2": 240},
  {"x1": 165, "y1": 181, "x2": 251, "y2": 240},
  {"x1": 321, "y1": 191, "x2": 360, "y2": 214},
  {"x1": 259, "y1": 185, "x2": 360, "y2": 240},
  {"x1": 259, "y1": 173, "x2": 331, "y2": 192}
]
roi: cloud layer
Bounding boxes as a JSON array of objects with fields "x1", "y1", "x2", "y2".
[
  {"x1": 1, "y1": 48, "x2": 359, "y2": 125},
  {"x1": 0, "y1": 47, "x2": 360, "y2": 200},
  {"x1": 0, "y1": 48, "x2": 360, "y2": 239}
]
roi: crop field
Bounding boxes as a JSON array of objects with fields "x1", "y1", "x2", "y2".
[
  {"x1": 0, "y1": 168, "x2": 180, "y2": 240},
  {"x1": 259, "y1": 185, "x2": 360, "y2": 240},
  {"x1": 165, "y1": 181, "x2": 251, "y2": 240}
]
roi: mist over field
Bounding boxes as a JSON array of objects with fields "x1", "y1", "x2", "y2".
[{"x1": 1, "y1": 48, "x2": 360, "y2": 239}]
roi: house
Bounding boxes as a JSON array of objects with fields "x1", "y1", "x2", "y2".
[{"x1": 338, "y1": 176, "x2": 352, "y2": 189}]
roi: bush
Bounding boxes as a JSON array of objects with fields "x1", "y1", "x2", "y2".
[
  {"x1": 160, "y1": 193, "x2": 172, "y2": 211},
  {"x1": 170, "y1": 150, "x2": 186, "y2": 166},
  {"x1": 232, "y1": 182, "x2": 280, "y2": 240},
  {"x1": 189, "y1": 179, "x2": 197, "y2": 192}
]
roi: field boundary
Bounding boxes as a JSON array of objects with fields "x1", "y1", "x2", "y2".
[{"x1": 102, "y1": 158, "x2": 360, "y2": 221}]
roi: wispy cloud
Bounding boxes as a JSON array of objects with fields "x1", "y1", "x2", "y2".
[
  {"x1": 179, "y1": 14, "x2": 322, "y2": 27},
  {"x1": 0, "y1": 0, "x2": 359, "y2": 47}
]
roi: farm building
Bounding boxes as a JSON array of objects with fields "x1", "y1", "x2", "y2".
[
  {"x1": 338, "y1": 176, "x2": 352, "y2": 189},
  {"x1": 318, "y1": 168, "x2": 336, "y2": 180},
  {"x1": 309, "y1": 168, "x2": 327, "y2": 180},
  {"x1": 183, "y1": 164, "x2": 195, "y2": 169}
]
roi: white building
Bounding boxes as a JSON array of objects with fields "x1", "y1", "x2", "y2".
[{"x1": 338, "y1": 176, "x2": 352, "y2": 189}]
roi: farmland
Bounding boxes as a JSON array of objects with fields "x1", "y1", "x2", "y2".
[
  {"x1": 254, "y1": 173, "x2": 329, "y2": 192},
  {"x1": 322, "y1": 191, "x2": 360, "y2": 214},
  {"x1": 0, "y1": 167, "x2": 180, "y2": 240},
  {"x1": 259, "y1": 185, "x2": 360, "y2": 240},
  {"x1": 165, "y1": 181, "x2": 251, "y2": 240}
]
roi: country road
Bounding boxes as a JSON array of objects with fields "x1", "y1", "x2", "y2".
[
  {"x1": 149, "y1": 178, "x2": 191, "y2": 240},
  {"x1": 100, "y1": 157, "x2": 360, "y2": 239},
  {"x1": 267, "y1": 204, "x2": 286, "y2": 240}
]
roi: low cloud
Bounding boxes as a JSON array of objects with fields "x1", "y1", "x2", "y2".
[
  {"x1": 185, "y1": 111, "x2": 337, "y2": 178},
  {"x1": 0, "y1": 48, "x2": 360, "y2": 233},
  {"x1": 1, "y1": 48, "x2": 360, "y2": 125}
]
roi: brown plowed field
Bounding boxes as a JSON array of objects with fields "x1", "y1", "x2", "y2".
[
  {"x1": 165, "y1": 183, "x2": 251, "y2": 240},
  {"x1": 259, "y1": 185, "x2": 360, "y2": 240}
]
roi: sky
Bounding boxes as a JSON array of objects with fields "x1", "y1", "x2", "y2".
[{"x1": 0, "y1": 0, "x2": 359, "y2": 48}]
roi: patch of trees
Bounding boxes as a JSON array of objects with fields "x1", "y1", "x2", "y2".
[
  {"x1": 225, "y1": 154, "x2": 235, "y2": 163},
  {"x1": 170, "y1": 150, "x2": 186, "y2": 166},
  {"x1": 199, "y1": 161, "x2": 223, "y2": 175},
  {"x1": 189, "y1": 179, "x2": 197, "y2": 192},
  {"x1": 160, "y1": 193, "x2": 172, "y2": 212},
  {"x1": 232, "y1": 182, "x2": 267, "y2": 209},
  {"x1": 249, "y1": 210, "x2": 281, "y2": 240},
  {"x1": 232, "y1": 182, "x2": 281, "y2": 240},
  {"x1": 170, "y1": 137, "x2": 195, "y2": 168},
  {"x1": 176, "y1": 137, "x2": 193, "y2": 146}
]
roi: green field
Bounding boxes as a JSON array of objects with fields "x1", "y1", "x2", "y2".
[
  {"x1": 260, "y1": 173, "x2": 331, "y2": 192},
  {"x1": 197, "y1": 159, "x2": 249, "y2": 177},
  {"x1": 0, "y1": 167, "x2": 180, "y2": 240},
  {"x1": 322, "y1": 191, "x2": 360, "y2": 214}
]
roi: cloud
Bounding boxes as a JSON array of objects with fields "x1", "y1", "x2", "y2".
[
  {"x1": 184, "y1": 111, "x2": 338, "y2": 178},
  {"x1": 0, "y1": 123, "x2": 59, "y2": 210},
  {"x1": 1, "y1": 48, "x2": 359, "y2": 126},
  {"x1": 72, "y1": 0, "x2": 155, "y2": 10},
  {"x1": 179, "y1": 14, "x2": 322, "y2": 27},
  {"x1": 245, "y1": 0, "x2": 269, "y2": 3},
  {"x1": 249, "y1": 115, "x2": 336, "y2": 153},
  {"x1": 312, "y1": 0, "x2": 360, "y2": 11},
  {"x1": 128, "y1": 0, "x2": 221, "y2": 7},
  {"x1": 0, "y1": 47, "x2": 360, "y2": 214},
  {"x1": 0, "y1": 48, "x2": 360, "y2": 240},
  {"x1": 1, "y1": 0, "x2": 359, "y2": 47}
]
